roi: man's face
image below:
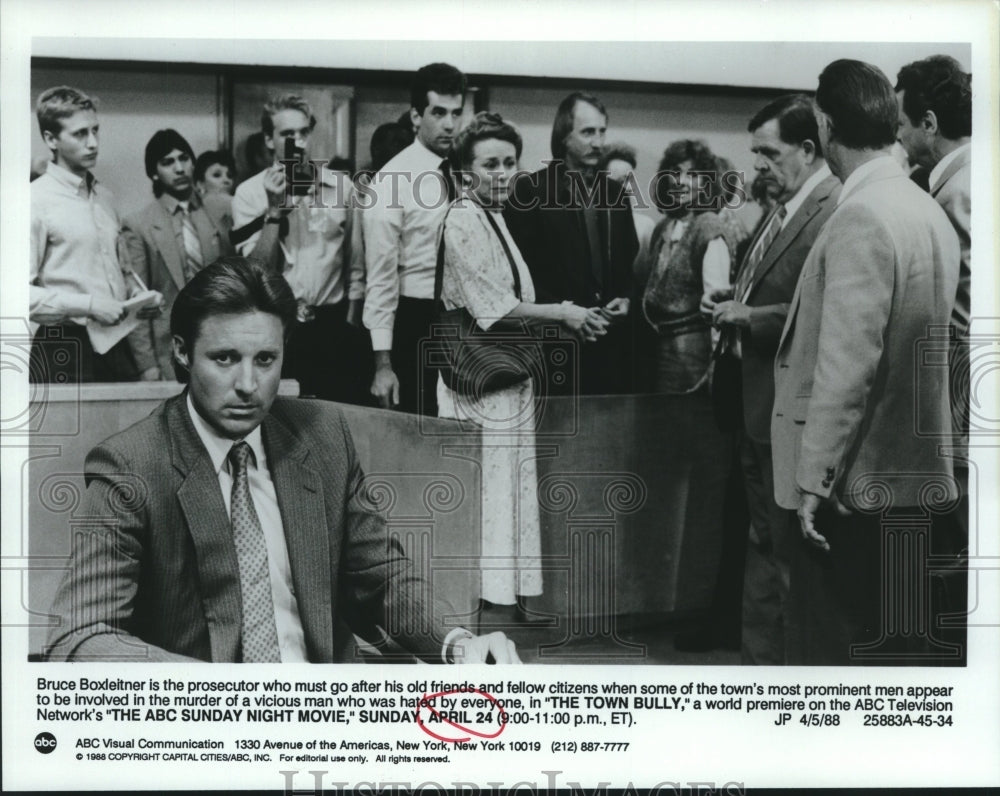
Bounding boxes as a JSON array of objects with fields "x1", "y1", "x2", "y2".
[
  {"x1": 155, "y1": 148, "x2": 194, "y2": 199},
  {"x1": 563, "y1": 101, "x2": 607, "y2": 172},
  {"x1": 750, "y1": 118, "x2": 812, "y2": 203},
  {"x1": 266, "y1": 108, "x2": 313, "y2": 162},
  {"x1": 895, "y1": 90, "x2": 934, "y2": 170},
  {"x1": 175, "y1": 310, "x2": 284, "y2": 440},
  {"x1": 43, "y1": 109, "x2": 99, "y2": 176},
  {"x1": 412, "y1": 91, "x2": 464, "y2": 157}
]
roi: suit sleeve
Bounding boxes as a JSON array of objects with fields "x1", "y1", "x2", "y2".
[
  {"x1": 120, "y1": 219, "x2": 159, "y2": 375},
  {"x1": 747, "y1": 302, "x2": 792, "y2": 348},
  {"x1": 504, "y1": 172, "x2": 559, "y2": 302},
  {"x1": 334, "y1": 416, "x2": 450, "y2": 662},
  {"x1": 796, "y1": 205, "x2": 894, "y2": 498},
  {"x1": 44, "y1": 442, "x2": 198, "y2": 662}
]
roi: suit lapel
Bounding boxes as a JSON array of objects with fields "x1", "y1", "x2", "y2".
[
  {"x1": 930, "y1": 146, "x2": 971, "y2": 198},
  {"x1": 191, "y1": 208, "x2": 221, "y2": 266},
  {"x1": 262, "y1": 410, "x2": 333, "y2": 663},
  {"x1": 747, "y1": 176, "x2": 837, "y2": 297},
  {"x1": 151, "y1": 203, "x2": 187, "y2": 290},
  {"x1": 167, "y1": 394, "x2": 243, "y2": 662}
]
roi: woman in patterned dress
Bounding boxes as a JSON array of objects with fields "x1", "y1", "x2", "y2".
[{"x1": 437, "y1": 112, "x2": 607, "y2": 626}]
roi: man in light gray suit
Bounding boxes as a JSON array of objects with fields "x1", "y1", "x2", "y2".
[
  {"x1": 124, "y1": 129, "x2": 233, "y2": 380},
  {"x1": 771, "y1": 60, "x2": 960, "y2": 665},
  {"x1": 711, "y1": 94, "x2": 841, "y2": 664},
  {"x1": 45, "y1": 257, "x2": 518, "y2": 665}
]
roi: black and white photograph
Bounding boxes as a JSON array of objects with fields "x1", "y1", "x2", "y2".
[{"x1": 2, "y1": 0, "x2": 998, "y2": 792}]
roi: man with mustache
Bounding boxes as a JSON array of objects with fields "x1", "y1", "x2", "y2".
[
  {"x1": 124, "y1": 129, "x2": 233, "y2": 381},
  {"x1": 504, "y1": 91, "x2": 637, "y2": 395},
  {"x1": 45, "y1": 257, "x2": 520, "y2": 665}
]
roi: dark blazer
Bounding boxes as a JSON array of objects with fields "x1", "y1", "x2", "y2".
[
  {"x1": 123, "y1": 198, "x2": 233, "y2": 377},
  {"x1": 44, "y1": 395, "x2": 448, "y2": 663},
  {"x1": 739, "y1": 172, "x2": 840, "y2": 443},
  {"x1": 772, "y1": 158, "x2": 959, "y2": 510},
  {"x1": 504, "y1": 162, "x2": 639, "y2": 395}
]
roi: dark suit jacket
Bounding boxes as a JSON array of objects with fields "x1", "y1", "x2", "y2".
[
  {"x1": 772, "y1": 158, "x2": 959, "y2": 510},
  {"x1": 504, "y1": 162, "x2": 639, "y2": 394},
  {"x1": 44, "y1": 395, "x2": 448, "y2": 662},
  {"x1": 739, "y1": 173, "x2": 840, "y2": 443},
  {"x1": 123, "y1": 198, "x2": 233, "y2": 377}
]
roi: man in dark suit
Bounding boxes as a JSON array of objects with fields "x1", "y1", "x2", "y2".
[
  {"x1": 711, "y1": 95, "x2": 841, "y2": 664},
  {"x1": 771, "y1": 60, "x2": 960, "y2": 665},
  {"x1": 504, "y1": 92, "x2": 634, "y2": 395},
  {"x1": 895, "y1": 55, "x2": 972, "y2": 549},
  {"x1": 125, "y1": 129, "x2": 233, "y2": 381},
  {"x1": 45, "y1": 257, "x2": 518, "y2": 664}
]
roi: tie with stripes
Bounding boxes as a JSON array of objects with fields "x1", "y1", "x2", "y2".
[
  {"x1": 178, "y1": 203, "x2": 204, "y2": 283},
  {"x1": 733, "y1": 203, "x2": 787, "y2": 302},
  {"x1": 228, "y1": 441, "x2": 281, "y2": 663}
]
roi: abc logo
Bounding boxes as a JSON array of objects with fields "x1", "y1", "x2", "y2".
[{"x1": 34, "y1": 732, "x2": 57, "y2": 754}]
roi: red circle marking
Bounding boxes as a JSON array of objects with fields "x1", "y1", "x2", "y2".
[{"x1": 415, "y1": 688, "x2": 508, "y2": 743}]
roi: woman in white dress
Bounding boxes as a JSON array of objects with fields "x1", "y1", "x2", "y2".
[{"x1": 437, "y1": 112, "x2": 608, "y2": 626}]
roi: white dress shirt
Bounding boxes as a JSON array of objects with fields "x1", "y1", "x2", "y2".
[
  {"x1": 30, "y1": 160, "x2": 129, "y2": 330},
  {"x1": 361, "y1": 139, "x2": 452, "y2": 351},
  {"x1": 232, "y1": 167, "x2": 362, "y2": 308},
  {"x1": 186, "y1": 395, "x2": 309, "y2": 662}
]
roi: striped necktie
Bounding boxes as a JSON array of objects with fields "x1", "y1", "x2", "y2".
[
  {"x1": 733, "y1": 203, "x2": 786, "y2": 302},
  {"x1": 228, "y1": 441, "x2": 281, "y2": 663},
  {"x1": 177, "y1": 203, "x2": 204, "y2": 283}
]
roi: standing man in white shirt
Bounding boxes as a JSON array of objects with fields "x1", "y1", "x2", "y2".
[
  {"x1": 29, "y1": 86, "x2": 158, "y2": 383},
  {"x1": 232, "y1": 94, "x2": 368, "y2": 405},
  {"x1": 362, "y1": 63, "x2": 467, "y2": 415},
  {"x1": 711, "y1": 94, "x2": 841, "y2": 663}
]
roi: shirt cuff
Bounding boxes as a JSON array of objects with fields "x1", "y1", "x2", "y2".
[
  {"x1": 370, "y1": 327, "x2": 393, "y2": 351},
  {"x1": 442, "y1": 628, "x2": 474, "y2": 664}
]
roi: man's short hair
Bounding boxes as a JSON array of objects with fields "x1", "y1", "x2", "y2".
[
  {"x1": 144, "y1": 129, "x2": 196, "y2": 196},
  {"x1": 748, "y1": 93, "x2": 824, "y2": 157},
  {"x1": 260, "y1": 94, "x2": 317, "y2": 137},
  {"x1": 550, "y1": 91, "x2": 608, "y2": 161},
  {"x1": 450, "y1": 111, "x2": 523, "y2": 171},
  {"x1": 194, "y1": 149, "x2": 237, "y2": 183},
  {"x1": 895, "y1": 55, "x2": 972, "y2": 140},
  {"x1": 815, "y1": 59, "x2": 898, "y2": 150},
  {"x1": 170, "y1": 257, "x2": 298, "y2": 383},
  {"x1": 36, "y1": 85, "x2": 96, "y2": 138},
  {"x1": 598, "y1": 142, "x2": 638, "y2": 172},
  {"x1": 410, "y1": 63, "x2": 467, "y2": 115}
]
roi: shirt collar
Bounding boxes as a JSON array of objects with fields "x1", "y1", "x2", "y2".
[
  {"x1": 928, "y1": 142, "x2": 970, "y2": 193},
  {"x1": 837, "y1": 154, "x2": 898, "y2": 205},
  {"x1": 782, "y1": 163, "x2": 831, "y2": 221},
  {"x1": 186, "y1": 393, "x2": 267, "y2": 476},
  {"x1": 45, "y1": 159, "x2": 96, "y2": 194},
  {"x1": 159, "y1": 192, "x2": 200, "y2": 215}
]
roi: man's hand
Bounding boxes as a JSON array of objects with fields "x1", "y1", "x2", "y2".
[
  {"x1": 140, "y1": 367, "x2": 161, "y2": 382},
  {"x1": 262, "y1": 164, "x2": 288, "y2": 210},
  {"x1": 134, "y1": 291, "x2": 165, "y2": 320},
  {"x1": 559, "y1": 302, "x2": 608, "y2": 342},
  {"x1": 88, "y1": 296, "x2": 128, "y2": 326},
  {"x1": 700, "y1": 288, "x2": 733, "y2": 322},
  {"x1": 713, "y1": 300, "x2": 752, "y2": 330},
  {"x1": 371, "y1": 364, "x2": 400, "y2": 408},
  {"x1": 600, "y1": 296, "x2": 630, "y2": 323},
  {"x1": 797, "y1": 490, "x2": 852, "y2": 553},
  {"x1": 452, "y1": 631, "x2": 521, "y2": 664}
]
